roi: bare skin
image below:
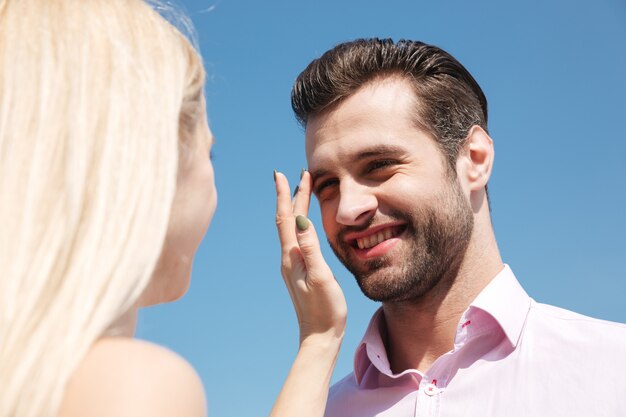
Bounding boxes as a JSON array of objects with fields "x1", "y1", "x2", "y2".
[
  {"x1": 61, "y1": 111, "x2": 346, "y2": 417},
  {"x1": 304, "y1": 76, "x2": 504, "y2": 375},
  {"x1": 270, "y1": 170, "x2": 347, "y2": 417},
  {"x1": 58, "y1": 127, "x2": 216, "y2": 417},
  {"x1": 59, "y1": 337, "x2": 206, "y2": 417},
  {"x1": 383, "y1": 175, "x2": 502, "y2": 373},
  {"x1": 383, "y1": 230, "x2": 503, "y2": 373}
]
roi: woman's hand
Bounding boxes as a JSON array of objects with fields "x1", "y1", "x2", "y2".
[
  {"x1": 274, "y1": 170, "x2": 347, "y2": 346},
  {"x1": 270, "y1": 170, "x2": 347, "y2": 417}
]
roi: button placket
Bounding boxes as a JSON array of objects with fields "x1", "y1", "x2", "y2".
[
  {"x1": 415, "y1": 380, "x2": 441, "y2": 417},
  {"x1": 424, "y1": 382, "x2": 438, "y2": 396}
]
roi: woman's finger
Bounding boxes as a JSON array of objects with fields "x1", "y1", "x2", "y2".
[
  {"x1": 275, "y1": 171, "x2": 297, "y2": 252},
  {"x1": 293, "y1": 215, "x2": 333, "y2": 288},
  {"x1": 293, "y1": 170, "x2": 311, "y2": 217}
]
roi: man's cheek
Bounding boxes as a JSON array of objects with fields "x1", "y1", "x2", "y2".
[{"x1": 318, "y1": 205, "x2": 335, "y2": 234}]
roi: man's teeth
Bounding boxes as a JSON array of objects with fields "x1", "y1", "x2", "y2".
[{"x1": 356, "y1": 228, "x2": 395, "y2": 249}]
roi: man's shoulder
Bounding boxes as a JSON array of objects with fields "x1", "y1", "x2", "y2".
[
  {"x1": 329, "y1": 372, "x2": 359, "y2": 396},
  {"x1": 325, "y1": 372, "x2": 359, "y2": 416},
  {"x1": 527, "y1": 300, "x2": 626, "y2": 348},
  {"x1": 531, "y1": 301, "x2": 626, "y2": 331}
]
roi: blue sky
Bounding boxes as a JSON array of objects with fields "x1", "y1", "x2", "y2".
[{"x1": 137, "y1": 1, "x2": 626, "y2": 415}]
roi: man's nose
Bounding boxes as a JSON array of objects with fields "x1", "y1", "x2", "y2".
[{"x1": 335, "y1": 180, "x2": 377, "y2": 226}]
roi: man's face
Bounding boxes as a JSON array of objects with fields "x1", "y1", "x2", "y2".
[{"x1": 305, "y1": 77, "x2": 474, "y2": 303}]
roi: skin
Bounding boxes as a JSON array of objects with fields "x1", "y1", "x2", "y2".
[
  {"x1": 304, "y1": 75, "x2": 504, "y2": 374},
  {"x1": 139, "y1": 114, "x2": 217, "y2": 307},
  {"x1": 59, "y1": 116, "x2": 216, "y2": 417},
  {"x1": 310, "y1": 104, "x2": 474, "y2": 304},
  {"x1": 270, "y1": 170, "x2": 347, "y2": 417},
  {"x1": 62, "y1": 106, "x2": 345, "y2": 417},
  {"x1": 58, "y1": 339, "x2": 207, "y2": 417}
]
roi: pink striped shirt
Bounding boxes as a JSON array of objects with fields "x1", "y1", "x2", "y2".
[{"x1": 326, "y1": 265, "x2": 626, "y2": 416}]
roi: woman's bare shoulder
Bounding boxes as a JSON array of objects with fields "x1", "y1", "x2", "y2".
[{"x1": 59, "y1": 337, "x2": 206, "y2": 417}]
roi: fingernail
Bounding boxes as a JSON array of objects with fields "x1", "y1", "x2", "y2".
[
  {"x1": 300, "y1": 168, "x2": 306, "y2": 180},
  {"x1": 295, "y1": 215, "x2": 309, "y2": 231},
  {"x1": 273, "y1": 170, "x2": 277, "y2": 182},
  {"x1": 293, "y1": 185, "x2": 299, "y2": 197}
]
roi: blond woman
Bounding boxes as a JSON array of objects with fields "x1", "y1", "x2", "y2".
[{"x1": 0, "y1": 1, "x2": 346, "y2": 416}]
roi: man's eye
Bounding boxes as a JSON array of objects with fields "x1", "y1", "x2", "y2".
[
  {"x1": 315, "y1": 178, "x2": 338, "y2": 195},
  {"x1": 367, "y1": 159, "x2": 397, "y2": 172}
]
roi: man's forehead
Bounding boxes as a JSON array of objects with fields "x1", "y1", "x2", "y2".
[
  {"x1": 304, "y1": 78, "x2": 418, "y2": 148},
  {"x1": 304, "y1": 117, "x2": 353, "y2": 161},
  {"x1": 304, "y1": 118, "x2": 374, "y2": 171}
]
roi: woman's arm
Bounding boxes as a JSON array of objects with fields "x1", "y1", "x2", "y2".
[{"x1": 270, "y1": 171, "x2": 347, "y2": 417}]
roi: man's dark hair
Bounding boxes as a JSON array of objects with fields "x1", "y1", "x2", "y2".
[{"x1": 291, "y1": 38, "x2": 488, "y2": 169}]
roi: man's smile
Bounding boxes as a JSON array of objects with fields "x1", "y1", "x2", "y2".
[{"x1": 343, "y1": 223, "x2": 407, "y2": 258}]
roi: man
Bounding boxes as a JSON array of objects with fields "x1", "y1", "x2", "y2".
[{"x1": 286, "y1": 38, "x2": 626, "y2": 416}]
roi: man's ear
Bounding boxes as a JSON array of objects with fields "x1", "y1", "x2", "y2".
[{"x1": 457, "y1": 125, "x2": 494, "y2": 191}]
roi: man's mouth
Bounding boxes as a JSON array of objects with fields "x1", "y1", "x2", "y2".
[{"x1": 347, "y1": 224, "x2": 406, "y2": 250}]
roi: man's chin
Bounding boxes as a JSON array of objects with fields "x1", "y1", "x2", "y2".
[
  {"x1": 355, "y1": 279, "x2": 409, "y2": 303},
  {"x1": 352, "y1": 266, "x2": 410, "y2": 303},
  {"x1": 333, "y1": 245, "x2": 417, "y2": 301}
]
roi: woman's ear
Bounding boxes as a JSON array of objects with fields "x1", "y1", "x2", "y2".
[{"x1": 457, "y1": 125, "x2": 494, "y2": 191}]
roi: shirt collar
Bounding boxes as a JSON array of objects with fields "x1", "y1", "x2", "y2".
[
  {"x1": 468, "y1": 264, "x2": 531, "y2": 348},
  {"x1": 353, "y1": 264, "x2": 531, "y2": 384},
  {"x1": 354, "y1": 308, "x2": 388, "y2": 384}
]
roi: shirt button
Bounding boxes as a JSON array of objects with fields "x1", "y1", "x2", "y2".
[{"x1": 424, "y1": 383, "x2": 439, "y2": 396}]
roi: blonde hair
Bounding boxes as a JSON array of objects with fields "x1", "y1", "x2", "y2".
[{"x1": 0, "y1": 1, "x2": 205, "y2": 416}]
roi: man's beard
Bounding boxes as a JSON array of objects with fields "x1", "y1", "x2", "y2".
[{"x1": 328, "y1": 176, "x2": 474, "y2": 303}]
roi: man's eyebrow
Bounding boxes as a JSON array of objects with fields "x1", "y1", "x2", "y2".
[
  {"x1": 309, "y1": 168, "x2": 330, "y2": 185},
  {"x1": 309, "y1": 144, "x2": 407, "y2": 183},
  {"x1": 354, "y1": 144, "x2": 406, "y2": 159}
]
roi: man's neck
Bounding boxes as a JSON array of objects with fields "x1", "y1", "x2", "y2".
[{"x1": 381, "y1": 239, "x2": 503, "y2": 374}]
